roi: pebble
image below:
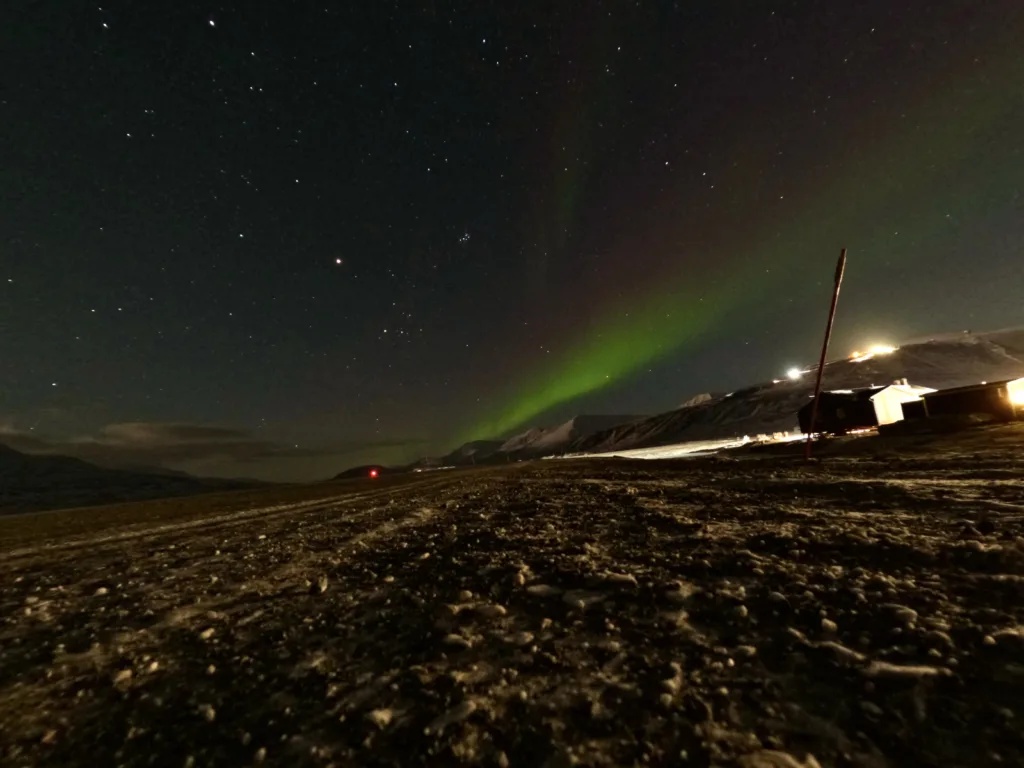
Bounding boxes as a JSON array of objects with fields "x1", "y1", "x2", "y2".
[
  {"x1": 475, "y1": 604, "x2": 507, "y2": 619},
  {"x1": 733, "y1": 605, "x2": 749, "y2": 619},
  {"x1": 526, "y1": 584, "x2": 562, "y2": 597},
  {"x1": 310, "y1": 574, "x2": 329, "y2": 595},
  {"x1": 424, "y1": 700, "x2": 476, "y2": 736},
  {"x1": 737, "y1": 750, "x2": 822, "y2": 768},
  {"x1": 457, "y1": 590, "x2": 474, "y2": 602},
  {"x1": 366, "y1": 708, "x2": 393, "y2": 729},
  {"x1": 861, "y1": 701, "x2": 884, "y2": 717},
  {"x1": 94, "y1": 587, "x2": 109, "y2": 597},
  {"x1": 562, "y1": 590, "x2": 606, "y2": 609},
  {"x1": 863, "y1": 661, "x2": 948, "y2": 679},
  {"x1": 199, "y1": 627, "x2": 215, "y2": 640},
  {"x1": 821, "y1": 618, "x2": 838, "y2": 633},
  {"x1": 442, "y1": 634, "x2": 472, "y2": 650},
  {"x1": 510, "y1": 631, "x2": 534, "y2": 646},
  {"x1": 991, "y1": 626, "x2": 1024, "y2": 644},
  {"x1": 254, "y1": 747, "x2": 267, "y2": 763},
  {"x1": 198, "y1": 704, "x2": 217, "y2": 723},
  {"x1": 113, "y1": 669, "x2": 133, "y2": 687},
  {"x1": 883, "y1": 604, "x2": 918, "y2": 625},
  {"x1": 206, "y1": 664, "x2": 216, "y2": 676},
  {"x1": 602, "y1": 572, "x2": 638, "y2": 588}
]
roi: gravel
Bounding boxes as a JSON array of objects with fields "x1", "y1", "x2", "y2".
[{"x1": 2, "y1": 435, "x2": 1024, "y2": 766}]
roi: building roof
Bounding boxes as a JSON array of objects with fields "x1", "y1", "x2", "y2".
[{"x1": 923, "y1": 378, "x2": 1024, "y2": 397}]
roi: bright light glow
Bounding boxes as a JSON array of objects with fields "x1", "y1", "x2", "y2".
[
  {"x1": 849, "y1": 344, "x2": 897, "y2": 363},
  {"x1": 786, "y1": 367, "x2": 803, "y2": 380},
  {"x1": 1009, "y1": 381, "x2": 1024, "y2": 406},
  {"x1": 369, "y1": 469, "x2": 379, "y2": 478}
]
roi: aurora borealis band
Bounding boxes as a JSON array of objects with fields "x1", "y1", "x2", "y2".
[
  {"x1": 461, "y1": 5, "x2": 1024, "y2": 443},
  {"x1": 4, "y1": 1, "x2": 1024, "y2": 479}
]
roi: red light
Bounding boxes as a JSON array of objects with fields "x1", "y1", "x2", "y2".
[{"x1": 369, "y1": 469, "x2": 379, "y2": 478}]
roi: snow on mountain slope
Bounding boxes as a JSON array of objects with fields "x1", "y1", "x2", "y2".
[
  {"x1": 570, "y1": 329, "x2": 1024, "y2": 455},
  {"x1": 498, "y1": 414, "x2": 646, "y2": 456}
]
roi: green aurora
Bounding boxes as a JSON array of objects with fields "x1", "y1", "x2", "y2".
[{"x1": 459, "y1": 34, "x2": 1024, "y2": 444}]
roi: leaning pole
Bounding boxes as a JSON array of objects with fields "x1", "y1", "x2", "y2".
[{"x1": 804, "y1": 249, "x2": 848, "y2": 461}]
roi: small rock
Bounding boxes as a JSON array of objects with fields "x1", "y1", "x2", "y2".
[
  {"x1": 737, "y1": 750, "x2": 822, "y2": 768},
  {"x1": 817, "y1": 640, "x2": 865, "y2": 664},
  {"x1": 861, "y1": 701, "x2": 884, "y2": 717},
  {"x1": 863, "y1": 661, "x2": 948, "y2": 679},
  {"x1": 475, "y1": 604, "x2": 507, "y2": 619},
  {"x1": 510, "y1": 631, "x2": 534, "y2": 646},
  {"x1": 254, "y1": 747, "x2": 267, "y2": 763},
  {"x1": 733, "y1": 605, "x2": 749, "y2": 620},
  {"x1": 198, "y1": 704, "x2": 216, "y2": 723},
  {"x1": 442, "y1": 634, "x2": 472, "y2": 650},
  {"x1": 199, "y1": 627, "x2": 215, "y2": 641},
  {"x1": 206, "y1": 664, "x2": 216, "y2": 676},
  {"x1": 526, "y1": 584, "x2": 562, "y2": 597},
  {"x1": 562, "y1": 590, "x2": 606, "y2": 609},
  {"x1": 457, "y1": 590, "x2": 474, "y2": 602},
  {"x1": 602, "y1": 572, "x2": 638, "y2": 588},
  {"x1": 94, "y1": 587, "x2": 109, "y2": 597},
  {"x1": 366, "y1": 708, "x2": 393, "y2": 729},
  {"x1": 41, "y1": 729, "x2": 58, "y2": 745},
  {"x1": 113, "y1": 669, "x2": 133, "y2": 687},
  {"x1": 424, "y1": 700, "x2": 476, "y2": 736},
  {"x1": 310, "y1": 574, "x2": 329, "y2": 595},
  {"x1": 882, "y1": 604, "x2": 918, "y2": 626},
  {"x1": 991, "y1": 626, "x2": 1024, "y2": 644},
  {"x1": 821, "y1": 618, "x2": 838, "y2": 634}
]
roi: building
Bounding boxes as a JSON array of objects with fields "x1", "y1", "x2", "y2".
[
  {"x1": 869, "y1": 380, "x2": 936, "y2": 425},
  {"x1": 798, "y1": 387, "x2": 884, "y2": 435},
  {"x1": 799, "y1": 380, "x2": 936, "y2": 435},
  {"x1": 921, "y1": 378, "x2": 1024, "y2": 422}
]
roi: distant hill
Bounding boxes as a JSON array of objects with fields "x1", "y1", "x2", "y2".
[
  {"x1": 424, "y1": 415, "x2": 647, "y2": 468},
  {"x1": 333, "y1": 464, "x2": 396, "y2": 480},
  {"x1": 0, "y1": 444, "x2": 259, "y2": 515},
  {"x1": 570, "y1": 328, "x2": 1024, "y2": 455}
]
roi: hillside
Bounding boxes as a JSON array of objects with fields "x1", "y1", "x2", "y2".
[
  {"x1": 571, "y1": 328, "x2": 1024, "y2": 455},
  {"x1": 434, "y1": 415, "x2": 647, "y2": 467},
  {"x1": 0, "y1": 444, "x2": 257, "y2": 515}
]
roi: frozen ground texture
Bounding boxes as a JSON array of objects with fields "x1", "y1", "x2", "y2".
[{"x1": 2, "y1": 425, "x2": 1024, "y2": 767}]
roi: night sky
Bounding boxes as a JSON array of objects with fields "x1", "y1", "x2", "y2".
[{"x1": 3, "y1": 2, "x2": 1023, "y2": 481}]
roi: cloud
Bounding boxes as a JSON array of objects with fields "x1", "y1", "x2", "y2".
[{"x1": 0, "y1": 422, "x2": 426, "y2": 471}]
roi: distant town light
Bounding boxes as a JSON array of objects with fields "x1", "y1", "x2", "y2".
[
  {"x1": 786, "y1": 367, "x2": 803, "y2": 380},
  {"x1": 850, "y1": 344, "x2": 898, "y2": 363}
]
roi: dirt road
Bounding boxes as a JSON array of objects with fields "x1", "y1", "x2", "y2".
[{"x1": 2, "y1": 439, "x2": 1024, "y2": 766}]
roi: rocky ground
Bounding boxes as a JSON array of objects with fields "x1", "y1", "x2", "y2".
[{"x1": 2, "y1": 426, "x2": 1024, "y2": 767}]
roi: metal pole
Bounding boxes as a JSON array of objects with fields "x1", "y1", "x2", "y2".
[{"x1": 804, "y1": 249, "x2": 848, "y2": 461}]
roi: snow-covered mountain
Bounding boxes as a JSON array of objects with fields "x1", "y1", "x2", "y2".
[
  {"x1": 570, "y1": 328, "x2": 1024, "y2": 455},
  {"x1": 496, "y1": 414, "x2": 646, "y2": 456}
]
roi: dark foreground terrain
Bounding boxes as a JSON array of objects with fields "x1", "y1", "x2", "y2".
[{"x1": 2, "y1": 427, "x2": 1024, "y2": 767}]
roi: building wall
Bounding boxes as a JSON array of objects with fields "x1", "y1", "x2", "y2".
[
  {"x1": 870, "y1": 385, "x2": 935, "y2": 426},
  {"x1": 923, "y1": 385, "x2": 1015, "y2": 421}
]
